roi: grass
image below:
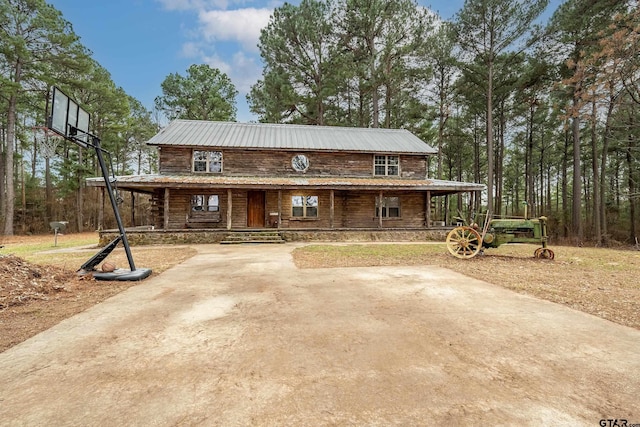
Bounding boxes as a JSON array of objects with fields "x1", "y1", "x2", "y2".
[
  {"x1": 1, "y1": 232, "x2": 99, "y2": 257},
  {"x1": 0, "y1": 232, "x2": 197, "y2": 275},
  {"x1": 297, "y1": 241, "x2": 640, "y2": 264},
  {"x1": 1, "y1": 232, "x2": 100, "y2": 271}
]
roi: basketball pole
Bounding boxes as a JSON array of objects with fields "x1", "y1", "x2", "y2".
[
  {"x1": 67, "y1": 129, "x2": 137, "y2": 273},
  {"x1": 91, "y1": 135, "x2": 137, "y2": 271}
]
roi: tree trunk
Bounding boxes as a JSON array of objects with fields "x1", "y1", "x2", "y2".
[
  {"x1": 628, "y1": 105, "x2": 637, "y2": 243},
  {"x1": 369, "y1": 37, "x2": 379, "y2": 128},
  {"x1": 473, "y1": 115, "x2": 481, "y2": 213},
  {"x1": 562, "y1": 126, "x2": 570, "y2": 238},
  {"x1": 45, "y1": 156, "x2": 52, "y2": 223},
  {"x1": 486, "y1": 59, "x2": 494, "y2": 214},
  {"x1": 76, "y1": 147, "x2": 84, "y2": 232},
  {"x1": 0, "y1": 133, "x2": 5, "y2": 223},
  {"x1": 20, "y1": 145, "x2": 26, "y2": 233},
  {"x1": 590, "y1": 97, "x2": 601, "y2": 244},
  {"x1": 437, "y1": 69, "x2": 447, "y2": 220},
  {"x1": 572, "y1": 111, "x2": 583, "y2": 241},
  {"x1": 526, "y1": 101, "x2": 534, "y2": 217},
  {"x1": 495, "y1": 101, "x2": 505, "y2": 217},
  {"x1": 32, "y1": 132, "x2": 37, "y2": 179},
  {"x1": 599, "y1": 89, "x2": 616, "y2": 244},
  {"x1": 3, "y1": 91, "x2": 19, "y2": 236}
]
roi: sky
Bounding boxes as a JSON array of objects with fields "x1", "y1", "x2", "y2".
[{"x1": 47, "y1": 0, "x2": 564, "y2": 123}]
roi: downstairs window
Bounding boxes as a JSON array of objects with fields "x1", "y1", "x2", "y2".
[
  {"x1": 292, "y1": 195, "x2": 318, "y2": 218},
  {"x1": 375, "y1": 196, "x2": 400, "y2": 218}
]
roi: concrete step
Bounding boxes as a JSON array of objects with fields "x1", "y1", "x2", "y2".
[{"x1": 220, "y1": 231, "x2": 285, "y2": 244}]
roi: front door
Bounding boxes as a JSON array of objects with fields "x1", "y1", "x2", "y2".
[{"x1": 247, "y1": 191, "x2": 265, "y2": 228}]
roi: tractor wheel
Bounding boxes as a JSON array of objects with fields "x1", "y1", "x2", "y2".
[
  {"x1": 534, "y1": 248, "x2": 555, "y2": 260},
  {"x1": 446, "y1": 226, "x2": 482, "y2": 259}
]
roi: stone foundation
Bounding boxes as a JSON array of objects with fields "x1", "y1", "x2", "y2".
[{"x1": 98, "y1": 228, "x2": 449, "y2": 246}]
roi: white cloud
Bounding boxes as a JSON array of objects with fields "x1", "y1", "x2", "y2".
[
  {"x1": 203, "y1": 51, "x2": 262, "y2": 94},
  {"x1": 156, "y1": 0, "x2": 229, "y2": 11},
  {"x1": 181, "y1": 41, "x2": 202, "y2": 58},
  {"x1": 198, "y1": 8, "x2": 272, "y2": 51}
]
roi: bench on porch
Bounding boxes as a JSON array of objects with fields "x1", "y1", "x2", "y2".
[{"x1": 186, "y1": 211, "x2": 221, "y2": 228}]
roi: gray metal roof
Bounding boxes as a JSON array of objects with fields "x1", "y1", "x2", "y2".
[{"x1": 147, "y1": 120, "x2": 437, "y2": 155}]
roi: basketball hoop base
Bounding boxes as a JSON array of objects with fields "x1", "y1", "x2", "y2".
[{"x1": 93, "y1": 267, "x2": 152, "y2": 282}]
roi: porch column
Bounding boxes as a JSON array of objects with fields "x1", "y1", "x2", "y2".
[
  {"x1": 425, "y1": 191, "x2": 431, "y2": 229},
  {"x1": 277, "y1": 190, "x2": 282, "y2": 230},
  {"x1": 378, "y1": 191, "x2": 383, "y2": 229},
  {"x1": 163, "y1": 188, "x2": 170, "y2": 230},
  {"x1": 444, "y1": 194, "x2": 450, "y2": 226},
  {"x1": 227, "y1": 189, "x2": 233, "y2": 230},
  {"x1": 130, "y1": 191, "x2": 136, "y2": 227},
  {"x1": 330, "y1": 190, "x2": 335, "y2": 229},
  {"x1": 98, "y1": 187, "x2": 104, "y2": 231}
]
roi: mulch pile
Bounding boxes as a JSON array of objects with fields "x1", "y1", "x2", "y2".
[{"x1": 0, "y1": 255, "x2": 86, "y2": 310}]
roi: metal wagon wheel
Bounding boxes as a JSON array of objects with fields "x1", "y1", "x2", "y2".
[
  {"x1": 534, "y1": 247, "x2": 555, "y2": 260},
  {"x1": 446, "y1": 226, "x2": 482, "y2": 259}
]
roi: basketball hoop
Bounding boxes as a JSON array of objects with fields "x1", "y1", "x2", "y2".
[{"x1": 33, "y1": 126, "x2": 61, "y2": 159}]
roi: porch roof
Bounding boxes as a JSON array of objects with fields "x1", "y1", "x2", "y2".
[{"x1": 87, "y1": 174, "x2": 485, "y2": 195}]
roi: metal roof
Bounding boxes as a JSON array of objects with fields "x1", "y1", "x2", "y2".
[
  {"x1": 147, "y1": 120, "x2": 438, "y2": 155},
  {"x1": 87, "y1": 174, "x2": 485, "y2": 195}
]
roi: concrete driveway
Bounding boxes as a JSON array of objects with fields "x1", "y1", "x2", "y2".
[{"x1": 0, "y1": 243, "x2": 638, "y2": 426}]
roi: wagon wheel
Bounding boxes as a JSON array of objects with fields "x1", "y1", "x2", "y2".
[
  {"x1": 534, "y1": 248, "x2": 555, "y2": 260},
  {"x1": 446, "y1": 226, "x2": 482, "y2": 259}
]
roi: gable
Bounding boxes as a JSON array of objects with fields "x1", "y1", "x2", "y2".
[{"x1": 147, "y1": 120, "x2": 437, "y2": 155}]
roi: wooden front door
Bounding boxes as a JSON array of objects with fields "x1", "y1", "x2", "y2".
[{"x1": 247, "y1": 191, "x2": 266, "y2": 228}]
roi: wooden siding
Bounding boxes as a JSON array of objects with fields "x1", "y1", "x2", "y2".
[
  {"x1": 159, "y1": 147, "x2": 427, "y2": 179},
  {"x1": 155, "y1": 188, "x2": 429, "y2": 230},
  {"x1": 159, "y1": 146, "x2": 192, "y2": 174},
  {"x1": 342, "y1": 191, "x2": 427, "y2": 228}
]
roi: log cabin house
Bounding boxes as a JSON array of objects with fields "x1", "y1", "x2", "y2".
[{"x1": 88, "y1": 120, "x2": 484, "y2": 243}]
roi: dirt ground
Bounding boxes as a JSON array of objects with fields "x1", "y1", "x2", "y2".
[
  {"x1": 0, "y1": 243, "x2": 638, "y2": 425},
  {"x1": 0, "y1": 237, "x2": 196, "y2": 353}
]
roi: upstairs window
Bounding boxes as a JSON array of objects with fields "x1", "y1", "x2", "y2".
[
  {"x1": 375, "y1": 196, "x2": 400, "y2": 218},
  {"x1": 292, "y1": 195, "x2": 318, "y2": 218},
  {"x1": 193, "y1": 150, "x2": 222, "y2": 173},
  {"x1": 191, "y1": 195, "x2": 219, "y2": 212},
  {"x1": 374, "y1": 155, "x2": 399, "y2": 176}
]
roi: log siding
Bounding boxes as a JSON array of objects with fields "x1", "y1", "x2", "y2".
[
  {"x1": 160, "y1": 147, "x2": 427, "y2": 179},
  {"x1": 156, "y1": 188, "x2": 430, "y2": 230}
]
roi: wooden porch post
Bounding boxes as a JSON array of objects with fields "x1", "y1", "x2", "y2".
[
  {"x1": 425, "y1": 191, "x2": 431, "y2": 229},
  {"x1": 98, "y1": 187, "x2": 104, "y2": 231},
  {"x1": 130, "y1": 191, "x2": 136, "y2": 227},
  {"x1": 277, "y1": 190, "x2": 282, "y2": 229},
  {"x1": 330, "y1": 190, "x2": 335, "y2": 229},
  {"x1": 227, "y1": 189, "x2": 233, "y2": 230},
  {"x1": 444, "y1": 194, "x2": 450, "y2": 226},
  {"x1": 163, "y1": 188, "x2": 170, "y2": 230},
  {"x1": 378, "y1": 191, "x2": 383, "y2": 229}
]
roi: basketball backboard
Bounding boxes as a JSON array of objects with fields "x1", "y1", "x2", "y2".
[{"x1": 48, "y1": 86, "x2": 90, "y2": 144}]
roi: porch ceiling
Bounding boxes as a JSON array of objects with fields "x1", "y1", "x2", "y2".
[{"x1": 86, "y1": 174, "x2": 485, "y2": 195}]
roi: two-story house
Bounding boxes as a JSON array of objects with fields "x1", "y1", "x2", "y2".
[{"x1": 89, "y1": 120, "x2": 484, "y2": 242}]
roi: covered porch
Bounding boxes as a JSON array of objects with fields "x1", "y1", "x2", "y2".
[{"x1": 87, "y1": 174, "x2": 484, "y2": 232}]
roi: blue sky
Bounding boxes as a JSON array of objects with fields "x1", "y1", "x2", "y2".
[{"x1": 47, "y1": 0, "x2": 563, "y2": 123}]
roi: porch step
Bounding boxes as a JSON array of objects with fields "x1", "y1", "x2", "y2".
[{"x1": 220, "y1": 231, "x2": 285, "y2": 244}]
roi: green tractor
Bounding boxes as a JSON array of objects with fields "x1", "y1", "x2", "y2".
[{"x1": 446, "y1": 214, "x2": 554, "y2": 260}]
